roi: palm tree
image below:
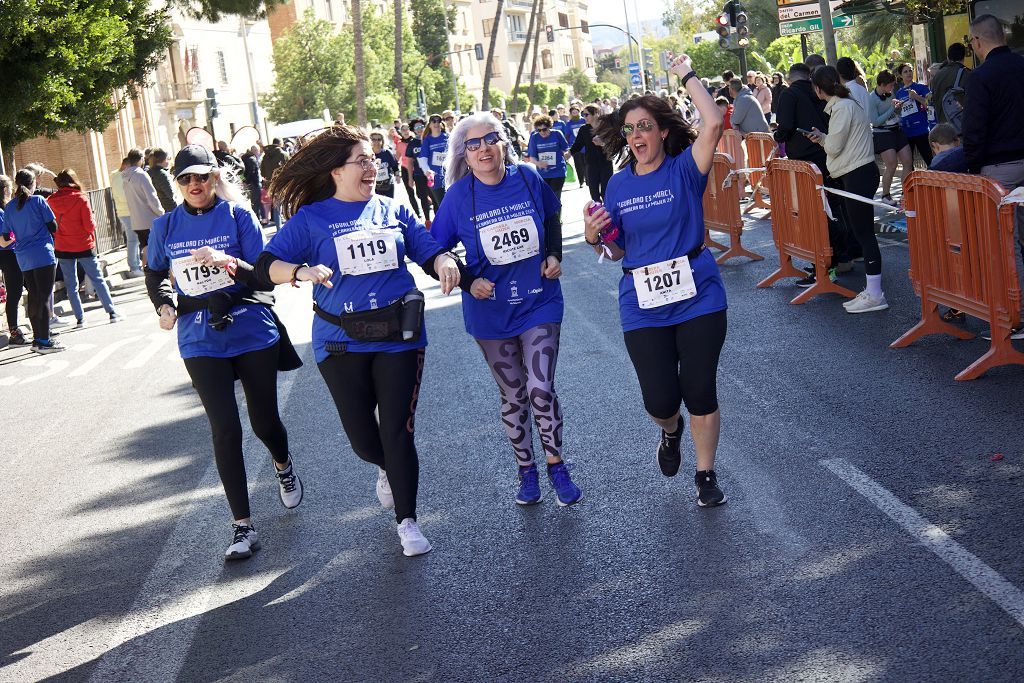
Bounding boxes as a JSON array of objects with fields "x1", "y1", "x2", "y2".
[
  {"x1": 528, "y1": 0, "x2": 545, "y2": 107},
  {"x1": 511, "y1": 0, "x2": 539, "y2": 113},
  {"x1": 481, "y1": 0, "x2": 504, "y2": 109},
  {"x1": 353, "y1": 0, "x2": 367, "y2": 125},
  {"x1": 854, "y1": 10, "x2": 912, "y2": 52},
  {"x1": 394, "y1": 0, "x2": 405, "y2": 115}
]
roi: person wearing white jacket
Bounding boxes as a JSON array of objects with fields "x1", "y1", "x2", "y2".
[
  {"x1": 120, "y1": 147, "x2": 164, "y2": 266},
  {"x1": 805, "y1": 66, "x2": 885, "y2": 314}
]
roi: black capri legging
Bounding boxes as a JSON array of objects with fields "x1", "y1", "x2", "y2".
[
  {"x1": 413, "y1": 174, "x2": 435, "y2": 220},
  {"x1": 623, "y1": 310, "x2": 727, "y2": 420},
  {"x1": 24, "y1": 264, "x2": 56, "y2": 342},
  {"x1": 834, "y1": 161, "x2": 882, "y2": 276},
  {"x1": 318, "y1": 348, "x2": 425, "y2": 523},
  {"x1": 0, "y1": 249, "x2": 24, "y2": 333},
  {"x1": 905, "y1": 133, "x2": 933, "y2": 166},
  {"x1": 183, "y1": 342, "x2": 290, "y2": 521}
]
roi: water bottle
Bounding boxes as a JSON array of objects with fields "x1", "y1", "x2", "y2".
[
  {"x1": 587, "y1": 202, "x2": 619, "y2": 242},
  {"x1": 427, "y1": 173, "x2": 435, "y2": 188},
  {"x1": 400, "y1": 289, "x2": 425, "y2": 341}
]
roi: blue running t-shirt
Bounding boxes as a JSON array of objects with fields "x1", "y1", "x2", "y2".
[
  {"x1": 3, "y1": 195, "x2": 56, "y2": 270},
  {"x1": 527, "y1": 130, "x2": 570, "y2": 179}
]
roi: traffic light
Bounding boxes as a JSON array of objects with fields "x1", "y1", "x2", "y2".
[
  {"x1": 614, "y1": 57, "x2": 622, "y2": 69},
  {"x1": 724, "y1": 0, "x2": 738, "y2": 26},
  {"x1": 205, "y1": 87, "x2": 219, "y2": 120},
  {"x1": 643, "y1": 48, "x2": 655, "y2": 72},
  {"x1": 735, "y1": 7, "x2": 749, "y2": 47},
  {"x1": 659, "y1": 50, "x2": 671, "y2": 71},
  {"x1": 715, "y1": 13, "x2": 731, "y2": 49},
  {"x1": 545, "y1": 25, "x2": 554, "y2": 42}
]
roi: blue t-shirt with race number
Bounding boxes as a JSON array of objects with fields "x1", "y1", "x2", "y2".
[
  {"x1": 264, "y1": 195, "x2": 443, "y2": 362},
  {"x1": 3, "y1": 195, "x2": 56, "y2": 270},
  {"x1": 895, "y1": 82, "x2": 931, "y2": 138},
  {"x1": 148, "y1": 200, "x2": 279, "y2": 360},
  {"x1": 604, "y1": 148, "x2": 727, "y2": 332},
  {"x1": 430, "y1": 164, "x2": 563, "y2": 340},
  {"x1": 526, "y1": 130, "x2": 570, "y2": 179},
  {"x1": 418, "y1": 133, "x2": 449, "y2": 186}
]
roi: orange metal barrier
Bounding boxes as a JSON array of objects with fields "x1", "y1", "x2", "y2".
[
  {"x1": 702, "y1": 152, "x2": 763, "y2": 264},
  {"x1": 744, "y1": 132, "x2": 776, "y2": 215},
  {"x1": 716, "y1": 129, "x2": 746, "y2": 177},
  {"x1": 756, "y1": 159, "x2": 856, "y2": 304},
  {"x1": 890, "y1": 171, "x2": 1024, "y2": 380}
]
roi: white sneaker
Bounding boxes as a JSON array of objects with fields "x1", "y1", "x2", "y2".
[
  {"x1": 397, "y1": 518, "x2": 431, "y2": 557},
  {"x1": 225, "y1": 523, "x2": 261, "y2": 561},
  {"x1": 275, "y1": 460, "x2": 303, "y2": 509},
  {"x1": 845, "y1": 291, "x2": 889, "y2": 314},
  {"x1": 126, "y1": 270, "x2": 144, "y2": 279},
  {"x1": 842, "y1": 290, "x2": 870, "y2": 309},
  {"x1": 376, "y1": 468, "x2": 394, "y2": 509},
  {"x1": 49, "y1": 317, "x2": 70, "y2": 329}
]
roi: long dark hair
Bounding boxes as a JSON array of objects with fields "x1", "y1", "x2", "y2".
[
  {"x1": 268, "y1": 124, "x2": 368, "y2": 218},
  {"x1": 594, "y1": 94, "x2": 698, "y2": 168},
  {"x1": 0, "y1": 174, "x2": 12, "y2": 206},
  {"x1": 811, "y1": 66, "x2": 851, "y2": 99},
  {"x1": 14, "y1": 169, "x2": 34, "y2": 209}
]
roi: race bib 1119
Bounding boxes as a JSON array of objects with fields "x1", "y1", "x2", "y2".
[{"x1": 335, "y1": 230, "x2": 399, "y2": 276}]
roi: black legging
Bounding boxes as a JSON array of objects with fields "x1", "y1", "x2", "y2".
[
  {"x1": 23, "y1": 264, "x2": 55, "y2": 342},
  {"x1": 834, "y1": 161, "x2": 882, "y2": 276},
  {"x1": 906, "y1": 133, "x2": 934, "y2": 166},
  {"x1": 318, "y1": 348, "x2": 425, "y2": 523},
  {"x1": 183, "y1": 342, "x2": 290, "y2": 521},
  {"x1": 0, "y1": 250, "x2": 24, "y2": 333},
  {"x1": 429, "y1": 184, "x2": 446, "y2": 208},
  {"x1": 572, "y1": 152, "x2": 587, "y2": 187},
  {"x1": 543, "y1": 176, "x2": 566, "y2": 200},
  {"x1": 375, "y1": 183, "x2": 395, "y2": 198},
  {"x1": 413, "y1": 174, "x2": 435, "y2": 221},
  {"x1": 586, "y1": 163, "x2": 613, "y2": 204},
  {"x1": 401, "y1": 167, "x2": 421, "y2": 217},
  {"x1": 623, "y1": 310, "x2": 727, "y2": 420}
]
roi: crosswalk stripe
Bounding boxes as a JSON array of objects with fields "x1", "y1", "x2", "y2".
[
  {"x1": 123, "y1": 333, "x2": 169, "y2": 369},
  {"x1": 68, "y1": 336, "x2": 142, "y2": 377}
]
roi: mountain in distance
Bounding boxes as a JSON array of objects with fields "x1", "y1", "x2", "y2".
[{"x1": 591, "y1": 17, "x2": 668, "y2": 50}]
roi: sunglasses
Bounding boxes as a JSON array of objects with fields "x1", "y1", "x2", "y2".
[
  {"x1": 443, "y1": 116, "x2": 455, "y2": 121},
  {"x1": 176, "y1": 173, "x2": 211, "y2": 185},
  {"x1": 429, "y1": 117, "x2": 442, "y2": 124},
  {"x1": 620, "y1": 119, "x2": 655, "y2": 138},
  {"x1": 414, "y1": 123, "x2": 425, "y2": 131},
  {"x1": 535, "y1": 126, "x2": 550, "y2": 132},
  {"x1": 465, "y1": 131, "x2": 502, "y2": 152}
]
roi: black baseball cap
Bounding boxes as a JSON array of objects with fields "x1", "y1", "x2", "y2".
[{"x1": 174, "y1": 144, "x2": 218, "y2": 178}]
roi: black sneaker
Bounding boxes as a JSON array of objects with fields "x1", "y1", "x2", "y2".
[
  {"x1": 695, "y1": 470, "x2": 727, "y2": 507},
  {"x1": 6, "y1": 329, "x2": 29, "y2": 347},
  {"x1": 32, "y1": 339, "x2": 66, "y2": 354},
  {"x1": 656, "y1": 422, "x2": 683, "y2": 477}
]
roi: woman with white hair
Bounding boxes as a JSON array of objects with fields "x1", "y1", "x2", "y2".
[
  {"x1": 144, "y1": 144, "x2": 305, "y2": 561},
  {"x1": 430, "y1": 113, "x2": 582, "y2": 507}
]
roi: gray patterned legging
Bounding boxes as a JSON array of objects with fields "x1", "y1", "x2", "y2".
[{"x1": 476, "y1": 323, "x2": 563, "y2": 467}]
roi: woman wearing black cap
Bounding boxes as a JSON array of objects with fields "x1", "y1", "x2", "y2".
[{"x1": 145, "y1": 144, "x2": 305, "y2": 561}]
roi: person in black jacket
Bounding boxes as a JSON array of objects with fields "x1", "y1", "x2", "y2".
[
  {"x1": 241, "y1": 146, "x2": 265, "y2": 223},
  {"x1": 773, "y1": 62, "x2": 855, "y2": 284},
  {"x1": 569, "y1": 106, "x2": 613, "y2": 203},
  {"x1": 147, "y1": 149, "x2": 178, "y2": 213}
]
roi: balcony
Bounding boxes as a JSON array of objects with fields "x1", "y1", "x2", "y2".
[
  {"x1": 153, "y1": 81, "x2": 202, "y2": 103},
  {"x1": 508, "y1": 30, "x2": 529, "y2": 42},
  {"x1": 507, "y1": 0, "x2": 534, "y2": 7}
]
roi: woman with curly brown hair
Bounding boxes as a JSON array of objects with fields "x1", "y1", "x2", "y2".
[
  {"x1": 254, "y1": 125, "x2": 466, "y2": 557},
  {"x1": 582, "y1": 54, "x2": 728, "y2": 508}
]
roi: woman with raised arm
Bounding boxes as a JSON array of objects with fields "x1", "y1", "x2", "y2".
[
  {"x1": 582, "y1": 54, "x2": 728, "y2": 508},
  {"x1": 254, "y1": 125, "x2": 464, "y2": 558}
]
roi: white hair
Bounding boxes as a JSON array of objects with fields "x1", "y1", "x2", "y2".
[
  {"x1": 443, "y1": 112, "x2": 519, "y2": 185},
  {"x1": 212, "y1": 166, "x2": 250, "y2": 207}
]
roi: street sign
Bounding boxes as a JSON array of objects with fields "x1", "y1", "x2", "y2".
[
  {"x1": 779, "y1": 14, "x2": 855, "y2": 36},
  {"x1": 630, "y1": 73, "x2": 643, "y2": 86},
  {"x1": 777, "y1": 1, "x2": 843, "y2": 22},
  {"x1": 628, "y1": 61, "x2": 641, "y2": 75}
]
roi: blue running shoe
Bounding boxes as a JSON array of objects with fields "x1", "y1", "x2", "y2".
[
  {"x1": 547, "y1": 462, "x2": 582, "y2": 506},
  {"x1": 516, "y1": 464, "x2": 542, "y2": 505}
]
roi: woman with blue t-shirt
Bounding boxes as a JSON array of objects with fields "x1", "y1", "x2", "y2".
[
  {"x1": 0, "y1": 175, "x2": 29, "y2": 347},
  {"x1": 525, "y1": 114, "x2": 571, "y2": 201},
  {"x1": 404, "y1": 120, "x2": 436, "y2": 226},
  {"x1": 894, "y1": 63, "x2": 933, "y2": 166},
  {"x1": 583, "y1": 54, "x2": 728, "y2": 508},
  {"x1": 255, "y1": 125, "x2": 464, "y2": 558},
  {"x1": 0, "y1": 169, "x2": 63, "y2": 353},
  {"x1": 145, "y1": 145, "x2": 304, "y2": 561},
  {"x1": 417, "y1": 115, "x2": 449, "y2": 207},
  {"x1": 430, "y1": 112, "x2": 582, "y2": 508}
]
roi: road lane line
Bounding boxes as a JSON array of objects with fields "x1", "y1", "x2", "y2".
[
  {"x1": 18, "y1": 358, "x2": 70, "y2": 385},
  {"x1": 821, "y1": 457, "x2": 1024, "y2": 628},
  {"x1": 122, "y1": 333, "x2": 169, "y2": 369},
  {"x1": 68, "y1": 336, "x2": 142, "y2": 377}
]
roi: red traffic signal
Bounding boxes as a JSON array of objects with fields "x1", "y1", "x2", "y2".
[
  {"x1": 715, "y1": 13, "x2": 730, "y2": 28},
  {"x1": 615, "y1": 58, "x2": 622, "y2": 68}
]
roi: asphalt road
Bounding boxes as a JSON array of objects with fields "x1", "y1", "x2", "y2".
[{"x1": 2, "y1": 179, "x2": 1024, "y2": 682}]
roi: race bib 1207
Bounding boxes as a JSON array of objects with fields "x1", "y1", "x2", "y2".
[
  {"x1": 171, "y1": 255, "x2": 234, "y2": 296},
  {"x1": 479, "y1": 215, "x2": 539, "y2": 266},
  {"x1": 632, "y1": 255, "x2": 697, "y2": 309},
  {"x1": 431, "y1": 150, "x2": 446, "y2": 168},
  {"x1": 335, "y1": 230, "x2": 399, "y2": 276}
]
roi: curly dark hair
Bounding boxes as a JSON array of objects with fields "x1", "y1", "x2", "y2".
[
  {"x1": 593, "y1": 94, "x2": 698, "y2": 169},
  {"x1": 267, "y1": 124, "x2": 368, "y2": 219}
]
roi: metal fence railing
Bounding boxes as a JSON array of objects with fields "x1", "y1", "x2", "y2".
[{"x1": 86, "y1": 188, "x2": 124, "y2": 255}]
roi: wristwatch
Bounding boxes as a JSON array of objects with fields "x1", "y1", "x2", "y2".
[{"x1": 681, "y1": 71, "x2": 697, "y2": 88}]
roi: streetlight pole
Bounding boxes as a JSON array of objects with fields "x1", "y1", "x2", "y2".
[
  {"x1": 239, "y1": 18, "x2": 263, "y2": 139},
  {"x1": 622, "y1": 0, "x2": 635, "y2": 64}
]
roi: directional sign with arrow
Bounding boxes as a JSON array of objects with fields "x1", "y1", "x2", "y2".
[{"x1": 779, "y1": 14, "x2": 855, "y2": 36}]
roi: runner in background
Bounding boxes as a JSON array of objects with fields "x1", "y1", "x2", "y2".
[{"x1": 418, "y1": 115, "x2": 449, "y2": 207}]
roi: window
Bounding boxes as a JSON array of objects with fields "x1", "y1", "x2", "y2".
[
  {"x1": 542, "y1": 50, "x2": 552, "y2": 70},
  {"x1": 483, "y1": 18, "x2": 492, "y2": 36},
  {"x1": 580, "y1": 20, "x2": 589, "y2": 34},
  {"x1": 563, "y1": 53, "x2": 574, "y2": 67},
  {"x1": 490, "y1": 55, "x2": 502, "y2": 77},
  {"x1": 507, "y1": 14, "x2": 522, "y2": 32},
  {"x1": 325, "y1": 0, "x2": 334, "y2": 22},
  {"x1": 217, "y1": 51, "x2": 228, "y2": 85},
  {"x1": 558, "y1": 12, "x2": 569, "y2": 28},
  {"x1": 586, "y1": 56, "x2": 593, "y2": 68}
]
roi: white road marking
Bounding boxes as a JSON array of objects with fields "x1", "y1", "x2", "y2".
[
  {"x1": 822, "y1": 457, "x2": 1024, "y2": 628},
  {"x1": 68, "y1": 336, "x2": 142, "y2": 377},
  {"x1": 17, "y1": 357, "x2": 70, "y2": 385},
  {"x1": 123, "y1": 333, "x2": 169, "y2": 369},
  {"x1": 0, "y1": 376, "x2": 17, "y2": 386}
]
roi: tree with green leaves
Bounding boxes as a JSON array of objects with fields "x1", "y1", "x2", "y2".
[
  {"x1": 411, "y1": 0, "x2": 457, "y2": 109},
  {"x1": 172, "y1": 0, "x2": 287, "y2": 22},
  {"x1": 0, "y1": 0, "x2": 171, "y2": 172},
  {"x1": 481, "y1": 0, "x2": 504, "y2": 109},
  {"x1": 558, "y1": 68, "x2": 591, "y2": 100},
  {"x1": 394, "y1": 0, "x2": 406, "y2": 115},
  {"x1": 353, "y1": 0, "x2": 367, "y2": 125}
]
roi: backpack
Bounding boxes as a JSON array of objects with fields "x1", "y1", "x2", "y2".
[{"x1": 942, "y1": 67, "x2": 967, "y2": 134}]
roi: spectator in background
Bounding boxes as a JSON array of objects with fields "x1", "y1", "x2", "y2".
[
  {"x1": 121, "y1": 147, "x2": 164, "y2": 267},
  {"x1": 806, "y1": 54, "x2": 826, "y2": 69},
  {"x1": 716, "y1": 97, "x2": 733, "y2": 130},
  {"x1": 0, "y1": 175, "x2": 28, "y2": 346},
  {"x1": 728, "y1": 79, "x2": 770, "y2": 135},
  {"x1": 963, "y1": 13, "x2": 1024, "y2": 339},
  {"x1": 717, "y1": 70, "x2": 735, "y2": 102},
  {"x1": 147, "y1": 148, "x2": 178, "y2": 213},
  {"x1": 746, "y1": 70, "x2": 758, "y2": 92},
  {"x1": 770, "y1": 72, "x2": 787, "y2": 123},
  {"x1": 928, "y1": 123, "x2": 967, "y2": 172},
  {"x1": 930, "y1": 43, "x2": 971, "y2": 128},
  {"x1": 241, "y1": 145, "x2": 264, "y2": 222},
  {"x1": 47, "y1": 169, "x2": 122, "y2": 327},
  {"x1": 260, "y1": 137, "x2": 289, "y2": 229},
  {"x1": 109, "y1": 157, "x2": 143, "y2": 277},
  {"x1": 214, "y1": 140, "x2": 244, "y2": 178},
  {"x1": 836, "y1": 57, "x2": 870, "y2": 114},
  {"x1": 869, "y1": 69, "x2": 914, "y2": 208},
  {"x1": 24, "y1": 163, "x2": 56, "y2": 197},
  {"x1": 753, "y1": 74, "x2": 773, "y2": 123},
  {"x1": 894, "y1": 63, "x2": 933, "y2": 165},
  {"x1": 569, "y1": 105, "x2": 613, "y2": 203}
]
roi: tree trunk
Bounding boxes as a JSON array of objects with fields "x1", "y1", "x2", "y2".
[
  {"x1": 394, "y1": 0, "x2": 405, "y2": 115},
  {"x1": 353, "y1": 0, "x2": 367, "y2": 126},
  {"x1": 510, "y1": 0, "x2": 539, "y2": 114},
  {"x1": 480, "y1": 0, "x2": 504, "y2": 110},
  {"x1": 528, "y1": 0, "x2": 545, "y2": 108}
]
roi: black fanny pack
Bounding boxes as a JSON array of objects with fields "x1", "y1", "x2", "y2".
[
  {"x1": 622, "y1": 244, "x2": 706, "y2": 275},
  {"x1": 177, "y1": 289, "x2": 273, "y2": 331},
  {"x1": 314, "y1": 289, "x2": 425, "y2": 342}
]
